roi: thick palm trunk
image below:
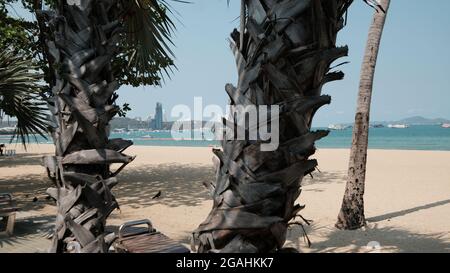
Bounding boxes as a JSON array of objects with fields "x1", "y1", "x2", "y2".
[
  {"x1": 194, "y1": 0, "x2": 353, "y2": 253},
  {"x1": 336, "y1": 0, "x2": 390, "y2": 230},
  {"x1": 43, "y1": 0, "x2": 134, "y2": 252}
]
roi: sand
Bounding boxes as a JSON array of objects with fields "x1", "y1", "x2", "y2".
[{"x1": 1, "y1": 144, "x2": 449, "y2": 253}]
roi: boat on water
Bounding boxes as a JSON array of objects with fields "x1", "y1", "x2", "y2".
[
  {"x1": 388, "y1": 124, "x2": 409, "y2": 129},
  {"x1": 442, "y1": 123, "x2": 450, "y2": 128},
  {"x1": 328, "y1": 124, "x2": 350, "y2": 131},
  {"x1": 0, "y1": 127, "x2": 16, "y2": 135},
  {"x1": 372, "y1": 124, "x2": 385, "y2": 128},
  {"x1": 112, "y1": 128, "x2": 126, "y2": 133}
]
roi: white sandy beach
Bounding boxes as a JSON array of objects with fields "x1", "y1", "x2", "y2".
[{"x1": 1, "y1": 144, "x2": 449, "y2": 253}]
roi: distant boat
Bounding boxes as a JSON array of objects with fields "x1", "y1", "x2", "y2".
[
  {"x1": 442, "y1": 123, "x2": 450, "y2": 128},
  {"x1": 372, "y1": 124, "x2": 384, "y2": 128},
  {"x1": 0, "y1": 127, "x2": 16, "y2": 135},
  {"x1": 388, "y1": 124, "x2": 409, "y2": 129},
  {"x1": 140, "y1": 135, "x2": 154, "y2": 139},
  {"x1": 328, "y1": 124, "x2": 350, "y2": 131},
  {"x1": 112, "y1": 128, "x2": 126, "y2": 133}
]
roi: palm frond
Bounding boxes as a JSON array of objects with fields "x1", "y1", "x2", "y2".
[
  {"x1": 121, "y1": 0, "x2": 189, "y2": 82},
  {"x1": 0, "y1": 50, "x2": 48, "y2": 147}
]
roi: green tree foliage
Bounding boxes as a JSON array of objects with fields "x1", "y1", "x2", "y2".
[
  {"x1": 0, "y1": 50, "x2": 48, "y2": 146},
  {"x1": 0, "y1": 0, "x2": 177, "y2": 91},
  {"x1": 1, "y1": 1, "x2": 53, "y2": 87}
]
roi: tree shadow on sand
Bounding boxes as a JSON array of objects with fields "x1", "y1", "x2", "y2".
[
  {"x1": 0, "y1": 215, "x2": 54, "y2": 251},
  {"x1": 286, "y1": 199, "x2": 450, "y2": 253},
  {"x1": 0, "y1": 173, "x2": 54, "y2": 212},
  {"x1": 0, "y1": 162, "x2": 214, "y2": 213},
  {"x1": 0, "y1": 151, "x2": 55, "y2": 212},
  {"x1": 0, "y1": 153, "x2": 49, "y2": 168},
  {"x1": 287, "y1": 222, "x2": 450, "y2": 253},
  {"x1": 367, "y1": 199, "x2": 450, "y2": 222},
  {"x1": 301, "y1": 170, "x2": 347, "y2": 193},
  {"x1": 114, "y1": 164, "x2": 213, "y2": 208}
]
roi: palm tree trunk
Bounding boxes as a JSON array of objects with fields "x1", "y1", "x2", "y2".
[
  {"x1": 194, "y1": 0, "x2": 353, "y2": 253},
  {"x1": 43, "y1": 0, "x2": 134, "y2": 253},
  {"x1": 336, "y1": 0, "x2": 390, "y2": 230}
]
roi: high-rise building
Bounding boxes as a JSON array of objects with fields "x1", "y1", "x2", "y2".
[
  {"x1": 148, "y1": 115, "x2": 154, "y2": 129},
  {"x1": 154, "y1": 103, "x2": 163, "y2": 130}
]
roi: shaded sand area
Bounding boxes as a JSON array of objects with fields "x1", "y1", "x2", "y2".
[{"x1": 1, "y1": 144, "x2": 449, "y2": 253}]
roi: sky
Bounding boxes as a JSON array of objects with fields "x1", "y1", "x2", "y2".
[{"x1": 8, "y1": 0, "x2": 450, "y2": 126}]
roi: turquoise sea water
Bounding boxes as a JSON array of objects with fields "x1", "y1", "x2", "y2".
[
  {"x1": 1, "y1": 125, "x2": 449, "y2": 151},
  {"x1": 317, "y1": 125, "x2": 450, "y2": 151}
]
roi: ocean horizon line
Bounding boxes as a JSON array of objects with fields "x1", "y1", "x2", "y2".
[{"x1": 1, "y1": 125, "x2": 449, "y2": 152}]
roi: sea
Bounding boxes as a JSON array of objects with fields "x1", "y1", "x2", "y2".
[{"x1": 1, "y1": 125, "x2": 449, "y2": 151}]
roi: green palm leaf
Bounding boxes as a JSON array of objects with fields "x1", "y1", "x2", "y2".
[
  {"x1": 121, "y1": 0, "x2": 189, "y2": 82},
  {"x1": 0, "y1": 50, "x2": 48, "y2": 147}
]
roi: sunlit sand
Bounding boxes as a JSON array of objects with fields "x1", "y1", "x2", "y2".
[{"x1": 1, "y1": 144, "x2": 449, "y2": 253}]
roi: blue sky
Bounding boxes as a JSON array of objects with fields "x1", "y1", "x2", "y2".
[
  {"x1": 9, "y1": 0, "x2": 450, "y2": 126},
  {"x1": 117, "y1": 0, "x2": 450, "y2": 126}
]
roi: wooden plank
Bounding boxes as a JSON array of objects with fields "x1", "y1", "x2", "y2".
[
  {"x1": 0, "y1": 194, "x2": 12, "y2": 202},
  {"x1": 117, "y1": 233, "x2": 189, "y2": 253},
  {"x1": 0, "y1": 207, "x2": 18, "y2": 215},
  {"x1": 0, "y1": 194, "x2": 17, "y2": 216}
]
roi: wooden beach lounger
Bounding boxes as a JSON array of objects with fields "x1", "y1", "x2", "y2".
[
  {"x1": 113, "y1": 219, "x2": 190, "y2": 253},
  {"x1": 0, "y1": 193, "x2": 19, "y2": 236}
]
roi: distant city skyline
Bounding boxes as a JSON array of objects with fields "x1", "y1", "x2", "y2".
[
  {"x1": 114, "y1": 0, "x2": 450, "y2": 127},
  {"x1": 149, "y1": 102, "x2": 164, "y2": 130}
]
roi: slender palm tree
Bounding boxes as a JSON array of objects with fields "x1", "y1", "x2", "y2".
[
  {"x1": 0, "y1": 50, "x2": 48, "y2": 146},
  {"x1": 336, "y1": 0, "x2": 390, "y2": 230},
  {"x1": 193, "y1": 0, "x2": 354, "y2": 253},
  {"x1": 39, "y1": 0, "x2": 178, "y2": 253}
]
